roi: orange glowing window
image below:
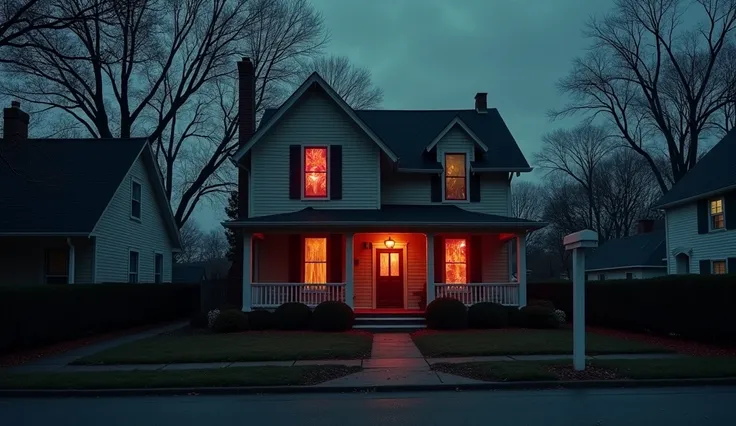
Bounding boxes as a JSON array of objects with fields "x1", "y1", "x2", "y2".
[
  {"x1": 304, "y1": 237, "x2": 327, "y2": 285},
  {"x1": 304, "y1": 147, "x2": 328, "y2": 198},
  {"x1": 445, "y1": 239, "x2": 467, "y2": 284},
  {"x1": 379, "y1": 252, "x2": 400, "y2": 277},
  {"x1": 444, "y1": 153, "x2": 466, "y2": 200}
]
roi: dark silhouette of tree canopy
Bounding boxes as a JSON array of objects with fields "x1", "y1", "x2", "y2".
[{"x1": 293, "y1": 54, "x2": 383, "y2": 109}]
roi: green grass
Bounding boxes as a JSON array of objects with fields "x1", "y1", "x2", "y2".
[
  {"x1": 412, "y1": 329, "x2": 672, "y2": 357},
  {"x1": 0, "y1": 365, "x2": 361, "y2": 390},
  {"x1": 593, "y1": 358, "x2": 736, "y2": 379},
  {"x1": 73, "y1": 331, "x2": 373, "y2": 365},
  {"x1": 433, "y1": 361, "x2": 559, "y2": 382}
]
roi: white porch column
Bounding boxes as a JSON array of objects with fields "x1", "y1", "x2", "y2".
[
  {"x1": 344, "y1": 233, "x2": 354, "y2": 308},
  {"x1": 426, "y1": 233, "x2": 435, "y2": 305},
  {"x1": 242, "y1": 232, "x2": 252, "y2": 312},
  {"x1": 516, "y1": 233, "x2": 527, "y2": 307},
  {"x1": 66, "y1": 238, "x2": 75, "y2": 284}
]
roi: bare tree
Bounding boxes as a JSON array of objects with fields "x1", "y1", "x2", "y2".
[
  {"x1": 292, "y1": 54, "x2": 383, "y2": 109},
  {"x1": 511, "y1": 180, "x2": 545, "y2": 249},
  {"x1": 535, "y1": 123, "x2": 613, "y2": 236},
  {"x1": 177, "y1": 219, "x2": 204, "y2": 263},
  {"x1": 198, "y1": 229, "x2": 228, "y2": 262},
  {"x1": 553, "y1": 0, "x2": 736, "y2": 193},
  {"x1": 0, "y1": 0, "x2": 94, "y2": 50}
]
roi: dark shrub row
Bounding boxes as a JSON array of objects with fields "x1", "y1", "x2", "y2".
[
  {"x1": 198, "y1": 301, "x2": 355, "y2": 333},
  {"x1": 529, "y1": 275, "x2": 736, "y2": 344},
  {"x1": 425, "y1": 297, "x2": 560, "y2": 330},
  {"x1": 0, "y1": 284, "x2": 198, "y2": 353}
]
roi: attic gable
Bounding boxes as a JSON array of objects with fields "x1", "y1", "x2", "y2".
[{"x1": 425, "y1": 117, "x2": 488, "y2": 153}]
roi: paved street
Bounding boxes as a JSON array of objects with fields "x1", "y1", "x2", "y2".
[{"x1": 1, "y1": 386, "x2": 734, "y2": 426}]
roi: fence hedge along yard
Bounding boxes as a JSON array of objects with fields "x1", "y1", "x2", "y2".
[
  {"x1": 528, "y1": 275, "x2": 736, "y2": 345},
  {"x1": 0, "y1": 283, "x2": 198, "y2": 353}
]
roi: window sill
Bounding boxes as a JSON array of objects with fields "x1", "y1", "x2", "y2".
[
  {"x1": 130, "y1": 216, "x2": 142, "y2": 223},
  {"x1": 708, "y1": 228, "x2": 727, "y2": 233},
  {"x1": 442, "y1": 199, "x2": 470, "y2": 204},
  {"x1": 301, "y1": 197, "x2": 330, "y2": 201}
]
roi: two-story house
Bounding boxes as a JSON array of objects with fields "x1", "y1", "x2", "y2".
[
  {"x1": 0, "y1": 102, "x2": 182, "y2": 285},
  {"x1": 226, "y1": 58, "x2": 545, "y2": 313},
  {"x1": 652, "y1": 129, "x2": 736, "y2": 275}
]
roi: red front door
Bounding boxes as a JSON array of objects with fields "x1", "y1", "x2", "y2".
[{"x1": 376, "y1": 249, "x2": 404, "y2": 308}]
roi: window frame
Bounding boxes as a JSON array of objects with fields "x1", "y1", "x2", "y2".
[
  {"x1": 301, "y1": 146, "x2": 330, "y2": 200},
  {"x1": 45, "y1": 248, "x2": 69, "y2": 285},
  {"x1": 709, "y1": 197, "x2": 725, "y2": 231},
  {"x1": 598, "y1": 273, "x2": 606, "y2": 281},
  {"x1": 712, "y1": 259, "x2": 727, "y2": 275},
  {"x1": 128, "y1": 250, "x2": 140, "y2": 283},
  {"x1": 303, "y1": 237, "x2": 328, "y2": 291},
  {"x1": 625, "y1": 272, "x2": 633, "y2": 280},
  {"x1": 130, "y1": 179, "x2": 142, "y2": 220},
  {"x1": 154, "y1": 252, "x2": 164, "y2": 284},
  {"x1": 444, "y1": 238, "x2": 468, "y2": 286},
  {"x1": 442, "y1": 152, "x2": 469, "y2": 202}
]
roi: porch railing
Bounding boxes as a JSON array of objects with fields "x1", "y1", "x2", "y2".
[
  {"x1": 251, "y1": 283, "x2": 346, "y2": 309},
  {"x1": 435, "y1": 283, "x2": 519, "y2": 306}
]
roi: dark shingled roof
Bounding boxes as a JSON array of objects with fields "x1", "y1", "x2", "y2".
[
  {"x1": 227, "y1": 204, "x2": 545, "y2": 228},
  {"x1": 0, "y1": 138, "x2": 147, "y2": 233},
  {"x1": 260, "y1": 108, "x2": 531, "y2": 171},
  {"x1": 585, "y1": 229, "x2": 666, "y2": 271},
  {"x1": 653, "y1": 128, "x2": 736, "y2": 208}
]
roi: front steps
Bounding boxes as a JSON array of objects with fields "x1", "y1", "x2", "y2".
[{"x1": 353, "y1": 312, "x2": 426, "y2": 332}]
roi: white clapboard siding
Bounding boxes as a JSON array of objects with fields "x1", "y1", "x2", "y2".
[{"x1": 666, "y1": 203, "x2": 736, "y2": 274}]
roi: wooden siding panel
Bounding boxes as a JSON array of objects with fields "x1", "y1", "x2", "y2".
[
  {"x1": 250, "y1": 90, "x2": 380, "y2": 217},
  {"x1": 435, "y1": 126, "x2": 476, "y2": 162},
  {"x1": 666, "y1": 203, "x2": 736, "y2": 274},
  {"x1": 93, "y1": 156, "x2": 174, "y2": 283},
  {"x1": 481, "y1": 235, "x2": 509, "y2": 282},
  {"x1": 256, "y1": 234, "x2": 289, "y2": 282}
]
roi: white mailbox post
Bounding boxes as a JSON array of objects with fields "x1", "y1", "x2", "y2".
[{"x1": 563, "y1": 229, "x2": 598, "y2": 371}]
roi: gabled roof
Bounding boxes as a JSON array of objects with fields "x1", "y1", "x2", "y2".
[
  {"x1": 0, "y1": 138, "x2": 182, "y2": 248},
  {"x1": 585, "y1": 228, "x2": 666, "y2": 272},
  {"x1": 425, "y1": 117, "x2": 488, "y2": 152},
  {"x1": 232, "y1": 72, "x2": 398, "y2": 164},
  {"x1": 653, "y1": 128, "x2": 736, "y2": 209}
]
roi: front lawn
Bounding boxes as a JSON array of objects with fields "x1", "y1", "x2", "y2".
[
  {"x1": 74, "y1": 331, "x2": 373, "y2": 365},
  {"x1": 0, "y1": 365, "x2": 360, "y2": 389},
  {"x1": 412, "y1": 329, "x2": 672, "y2": 357},
  {"x1": 433, "y1": 357, "x2": 736, "y2": 382}
]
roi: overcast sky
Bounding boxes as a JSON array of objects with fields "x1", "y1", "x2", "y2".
[{"x1": 196, "y1": 0, "x2": 614, "y2": 230}]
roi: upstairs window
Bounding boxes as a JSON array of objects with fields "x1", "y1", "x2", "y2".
[
  {"x1": 712, "y1": 260, "x2": 727, "y2": 275},
  {"x1": 444, "y1": 153, "x2": 467, "y2": 200},
  {"x1": 304, "y1": 237, "x2": 327, "y2": 285},
  {"x1": 154, "y1": 253, "x2": 164, "y2": 283},
  {"x1": 710, "y1": 198, "x2": 724, "y2": 230},
  {"x1": 304, "y1": 147, "x2": 328, "y2": 198},
  {"x1": 445, "y1": 238, "x2": 467, "y2": 284},
  {"x1": 131, "y1": 180, "x2": 142, "y2": 219}
]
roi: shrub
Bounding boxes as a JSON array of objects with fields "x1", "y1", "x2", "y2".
[
  {"x1": 505, "y1": 306, "x2": 524, "y2": 327},
  {"x1": 189, "y1": 312, "x2": 208, "y2": 329},
  {"x1": 247, "y1": 310, "x2": 274, "y2": 331},
  {"x1": 527, "y1": 299, "x2": 555, "y2": 310},
  {"x1": 520, "y1": 305, "x2": 559, "y2": 329},
  {"x1": 554, "y1": 309, "x2": 567, "y2": 324},
  {"x1": 312, "y1": 301, "x2": 354, "y2": 331},
  {"x1": 274, "y1": 302, "x2": 311, "y2": 330},
  {"x1": 207, "y1": 309, "x2": 221, "y2": 328},
  {"x1": 425, "y1": 297, "x2": 468, "y2": 330},
  {"x1": 212, "y1": 309, "x2": 248, "y2": 333},
  {"x1": 468, "y1": 302, "x2": 508, "y2": 329}
]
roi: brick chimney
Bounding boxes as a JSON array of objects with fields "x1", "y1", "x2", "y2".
[
  {"x1": 3, "y1": 101, "x2": 29, "y2": 141},
  {"x1": 237, "y1": 57, "x2": 255, "y2": 219},
  {"x1": 637, "y1": 219, "x2": 655, "y2": 234},
  {"x1": 475, "y1": 92, "x2": 487, "y2": 114}
]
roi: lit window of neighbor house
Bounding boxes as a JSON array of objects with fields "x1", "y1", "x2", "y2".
[
  {"x1": 710, "y1": 198, "x2": 725, "y2": 230},
  {"x1": 445, "y1": 238, "x2": 467, "y2": 284},
  {"x1": 304, "y1": 147, "x2": 328, "y2": 198},
  {"x1": 444, "y1": 153, "x2": 466, "y2": 200},
  {"x1": 712, "y1": 260, "x2": 727, "y2": 275},
  {"x1": 304, "y1": 237, "x2": 327, "y2": 286}
]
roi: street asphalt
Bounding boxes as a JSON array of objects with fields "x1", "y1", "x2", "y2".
[{"x1": 1, "y1": 386, "x2": 734, "y2": 425}]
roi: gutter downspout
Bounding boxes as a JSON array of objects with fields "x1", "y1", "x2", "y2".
[{"x1": 67, "y1": 238, "x2": 76, "y2": 284}]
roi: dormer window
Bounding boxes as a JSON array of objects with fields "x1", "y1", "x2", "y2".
[
  {"x1": 304, "y1": 147, "x2": 328, "y2": 198},
  {"x1": 710, "y1": 198, "x2": 725, "y2": 230},
  {"x1": 444, "y1": 153, "x2": 467, "y2": 200}
]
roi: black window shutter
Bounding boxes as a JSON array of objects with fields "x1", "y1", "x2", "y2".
[
  {"x1": 725, "y1": 191, "x2": 736, "y2": 230},
  {"x1": 289, "y1": 145, "x2": 301, "y2": 199},
  {"x1": 699, "y1": 259, "x2": 711, "y2": 275},
  {"x1": 327, "y1": 234, "x2": 343, "y2": 282},
  {"x1": 288, "y1": 234, "x2": 302, "y2": 282},
  {"x1": 434, "y1": 236, "x2": 445, "y2": 283},
  {"x1": 430, "y1": 174, "x2": 442, "y2": 202},
  {"x1": 469, "y1": 173, "x2": 481, "y2": 202},
  {"x1": 470, "y1": 235, "x2": 483, "y2": 283},
  {"x1": 330, "y1": 145, "x2": 342, "y2": 200},
  {"x1": 697, "y1": 199, "x2": 709, "y2": 234},
  {"x1": 728, "y1": 258, "x2": 736, "y2": 273}
]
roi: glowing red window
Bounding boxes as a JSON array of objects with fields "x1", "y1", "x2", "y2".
[
  {"x1": 445, "y1": 238, "x2": 467, "y2": 284},
  {"x1": 304, "y1": 147, "x2": 328, "y2": 198}
]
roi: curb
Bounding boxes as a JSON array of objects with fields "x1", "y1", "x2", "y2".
[{"x1": 2, "y1": 377, "x2": 736, "y2": 398}]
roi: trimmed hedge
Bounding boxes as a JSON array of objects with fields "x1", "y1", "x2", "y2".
[
  {"x1": 312, "y1": 301, "x2": 354, "y2": 332},
  {"x1": 519, "y1": 305, "x2": 559, "y2": 329},
  {"x1": 425, "y1": 297, "x2": 468, "y2": 329},
  {"x1": 0, "y1": 284, "x2": 197, "y2": 353},
  {"x1": 529, "y1": 275, "x2": 736, "y2": 344},
  {"x1": 212, "y1": 309, "x2": 249, "y2": 333},
  {"x1": 468, "y1": 302, "x2": 508, "y2": 329},
  {"x1": 273, "y1": 302, "x2": 311, "y2": 330},
  {"x1": 247, "y1": 310, "x2": 274, "y2": 330}
]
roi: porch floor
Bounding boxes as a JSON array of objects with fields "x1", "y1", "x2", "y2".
[{"x1": 354, "y1": 309, "x2": 424, "y2": 315}]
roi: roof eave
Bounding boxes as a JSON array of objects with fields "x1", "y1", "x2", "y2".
[
  {"x1": 652, "y1": 183, "x2": 736, "y2": 210},
  {"x1": 472, "y1": 166, "x2": 533, "y2": 173},
  {"x1": 0, "y1": 232, "x2": 90, "y2": 237},
  {"x1": 223, "y1": 220, "x2": 548, "y2": 229},
  {"x1": 585, "y1": 265, "x2": 667, "y2": 272}
]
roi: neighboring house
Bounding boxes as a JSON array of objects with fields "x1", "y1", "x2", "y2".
[
  {"x1": 652, "y1": 128, "x2": 736, "y2": 275},
  {"x1": 173, "y1": 258, "x2": 231, "y2": 283},
  {"x1": 0, "y1": 102, "x2": 182, "y2": 285},
  {"x1": 586, "y1": 219, "x2": 667, "y2": 281},
  {"x1": 224, "y1": 58, "x2": 545, "y2": 312}
]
